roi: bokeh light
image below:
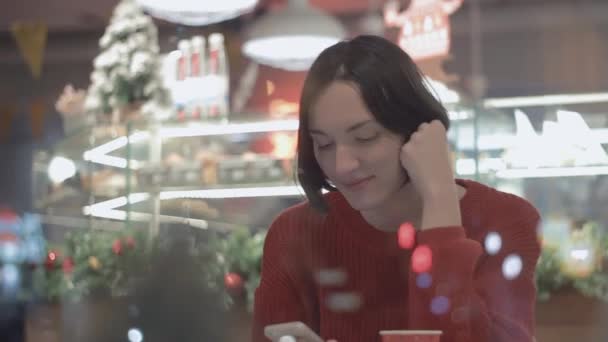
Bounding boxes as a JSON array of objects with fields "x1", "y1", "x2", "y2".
[
  {"x1": 48, "y1": 156, "x2": 76, "y2": 184},
  {"x1": 326, "y1": 292, "x2": 362, "y2": 312},
  {"x1": 316, "y1": 268, "x2": 347, "y2": 286},
  {"x1": 484, "y1": 232, "x2": 502, "y2": 255},
  {"x1": 411, "y1": 245, "x2": 433, "y2": 273},
  {"x1": 2, "y1": 264, "x2": 19, "y2": 284},
  {"x1": 398, "y1": 222, "x2": 416, "y2": 249},
  {"x1": 416, "y1": 272, "x2": 433, "y2": 289},
  {"x1": 127, "y1": 328, "x2": 143, "y2": 342},
  {"x1": 570, "y1": 248, "x2": 590, "y2": 261},
  {"x1": 502, "y1": 254, "x2": 523, "y2": 280},
  {"x1": 0, "y1": 242, "x2": 21, "y2": 263},
  {"x1": 430, "y1": 296, "x2": 450, "y2": 315}
]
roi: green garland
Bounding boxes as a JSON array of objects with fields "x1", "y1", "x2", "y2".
[
  {"x1": 536, "y1": 246, "x2": 608, "y2": 302},
  {"x1": 24, "y1": 225, "x2": 608, "y2": 310},
  {"x1": 205, "y1": 228, "x2": 266, "y2": 311},
  {"x1": 535, "y1": 247, "x2": 570, "y2": 301},
  {"x1": 25, "y1": 228, "x2": 151, "y2": 302},
  {"x1": 23, "y1": 227, "x2": 265, "y2": 311}
]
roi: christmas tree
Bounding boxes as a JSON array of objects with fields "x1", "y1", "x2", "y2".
[{"x1": 84, "y1": 0, "x2": 170, "y2": 121}]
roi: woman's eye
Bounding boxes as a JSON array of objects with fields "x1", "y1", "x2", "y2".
[
  {"x1": 356, "y1": 134, "x2": 379, "y2": 143},
  {"x1": 316, "y1": 142, "x2": 334, "y2": 150}
]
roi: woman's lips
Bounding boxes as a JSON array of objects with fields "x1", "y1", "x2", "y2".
[{"x1": 343, "y1": 176, "x2": 374, "y2": 190}]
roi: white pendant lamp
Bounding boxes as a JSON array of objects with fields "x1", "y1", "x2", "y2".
[
  {"x1": 242, "y1": 0, "x2": 346, "y2": 71},
  {"x1": 135, "y1": 0, "x2": 259, "y2": 26}
]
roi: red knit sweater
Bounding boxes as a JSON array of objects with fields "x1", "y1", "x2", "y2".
[{"x1": 252, "y1": 179, "x2": 541, "y2": 342}]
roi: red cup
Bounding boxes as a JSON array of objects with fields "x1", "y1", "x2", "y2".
[{"x1": 380, "y1": 330, "x2": 442, "y2": 342}]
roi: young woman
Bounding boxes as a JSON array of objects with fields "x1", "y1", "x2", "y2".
[{"x1": 252, "y1": 35, "x2": 541, "y2": 342}]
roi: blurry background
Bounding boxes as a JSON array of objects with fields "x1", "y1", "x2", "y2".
[{"x1": 1, "y1": 0, "x2": 608, "y2": 341}]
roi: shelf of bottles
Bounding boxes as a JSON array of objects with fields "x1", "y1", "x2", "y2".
[{"x1": 162, "y1": 32, "x2": 230, "y2": 122}]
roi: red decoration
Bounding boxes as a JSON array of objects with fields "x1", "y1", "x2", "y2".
[
  {"x1": 0, "y1": 208, "x2": 18, "y2": 221},
  {"x1": 398, "y1": 222, "x2": 416, "y2": 249},
  {"x1": 112, "y1": 239, "x2": 122, "y2": 255},
  {"x1": 125, "y1": 236, "x2": 136, "y2": 249},
  {"x1": 45, "y1": 250, "x2": 60, "y2": 270},
  {"x1": 249, "y1": 135, "x2": 275, "y2": 154},
  {"x1": 224, "y1": 272, "x2": 244, "y2": 295},
  {"x1": 384, "y1": 0, "x2": 463, "y2": 61},
  {"x1": 62, "y1": 257, "x2": 74, "y2": 274},
  {"x1": 412, "y1": 245, "x2": 433, "y2": 273}
]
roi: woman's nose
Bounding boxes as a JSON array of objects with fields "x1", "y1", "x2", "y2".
[{"x1": 334, "y1": 144, "x2": 360, "y2": 176}]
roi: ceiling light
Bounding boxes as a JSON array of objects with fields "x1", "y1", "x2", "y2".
[
  {"x1": 135, "y1": 0, "x2": 259, "y2": 26},
  {"x1": 242, "y1": 0, "x2": 345, "y2": 70}
]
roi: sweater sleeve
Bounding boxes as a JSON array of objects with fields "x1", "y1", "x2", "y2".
[
  {"x1": 407, "y1": 206, "x2": 541, "y2": 342},
  {"x1": 251, "y1": 213, "x2": 316, "y2": 342}
]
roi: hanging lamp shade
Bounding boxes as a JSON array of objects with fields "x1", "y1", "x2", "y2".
[
  {"x1": 242, "y1": 0, "x2": 346, "y2": 71},
  {"x1": 135, "y1": 0, "x2": 259, "y2": 26}
]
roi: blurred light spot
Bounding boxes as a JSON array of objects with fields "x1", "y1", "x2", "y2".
[
  {"x1": 398, "y1": 222, "x2": 416, "y2": 249},
  {"x1": 451, "y1": 306, "x2": 470, "y2": 323},
  {"x1": 278, "y1": 336, "x2": 296, "y2": 342},
  {"x1": 430, "y1": 296, "x2": 450, "y2": 315},
  {"x1": 416, "y1": 273, "x2": 432, "y2": 289},
  {"x1": 316, "y1": 268, "x2": 347, "y2": 286},
  {"x1": 48, "y1": 156, "x2": 76, "y2": 184},
  {"x1": 128, "y1": 328, "x2": 143, "y2": 342},
  {"x1": 216, "y1": 253, "x2": 225, "y2": 264},
  {"x1": 0, "y1": 242, "x2": 20, "y2": 263},
  {"x1": 484, "y1": 232, "x2": 502, "y2": 255},
  {"x1": 326, "y1": 292, "x2": 362, "y2": 312},
  {"x1": 570, "y1": 248, "x2": 590, "y2": 261},
  {"x1": 502, "y1": 254, "x2": 523, "y2": 280},
  {"x1": 1, "y1": 264, "x2": 20, "y2": 289},
  {"x1": 411, "y1": 245, "x2": 433, "y2": 273}
]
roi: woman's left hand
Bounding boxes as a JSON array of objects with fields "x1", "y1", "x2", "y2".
[{"x1": 400, "y1": 120, "x2": 456, "y2": 203}]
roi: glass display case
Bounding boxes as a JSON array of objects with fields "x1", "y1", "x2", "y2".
[
  {"x1": 35, "y1": 92, "x2": 608, "y2": 241},
  {"x1": 33, "y1": 114, "x2": 302, "y2": 235},
  {"x1": 452, "y1": 94, "x2": 608, "y2": 240}
]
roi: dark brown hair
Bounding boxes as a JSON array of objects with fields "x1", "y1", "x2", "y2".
[{"x1": 297, "y1": 35, "x2": 450, "y2": 212}]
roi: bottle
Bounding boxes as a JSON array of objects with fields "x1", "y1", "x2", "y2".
[
  {"x1": 176, "y1": 40, "x2": 191, "y2": 81},
  {"x1": 176, "y1": 40, "x2": 192, "y2": 120},
  {"x1": 190, "y1": 36, "x2": 206, "y2": 78},
  {"x1": 190, "y1": 36, "x2": 207, "y2": 119},
  {"x1": 207, "y1": 32, "x2": 230, "y2": 120}
]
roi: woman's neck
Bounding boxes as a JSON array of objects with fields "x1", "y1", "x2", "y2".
[
  {"x1": 359, "y1": 181, "x2": 466, "y2": 232},
  {"x1": 360, "y1": 182, "x2": 423, "y2": 232}
]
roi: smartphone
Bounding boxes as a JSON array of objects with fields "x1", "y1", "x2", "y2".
[{"x1": 264, "y1": 322, "x2": 323, "y2": 342}]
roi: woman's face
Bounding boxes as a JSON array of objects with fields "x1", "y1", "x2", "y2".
[{"x1": 308, "y1": 81, "x2": 408, "y2": 212}]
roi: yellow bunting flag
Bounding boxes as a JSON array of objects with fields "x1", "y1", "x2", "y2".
[
  {"x1": 11, "y1": 22, "x2": 47, "y2": 79},
  {"x1": 0, "y1": 103, "x2": 16, "y2": 142},
  {"x1": 30, "y1": 99, "x2": 46, "y2": 139}
]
